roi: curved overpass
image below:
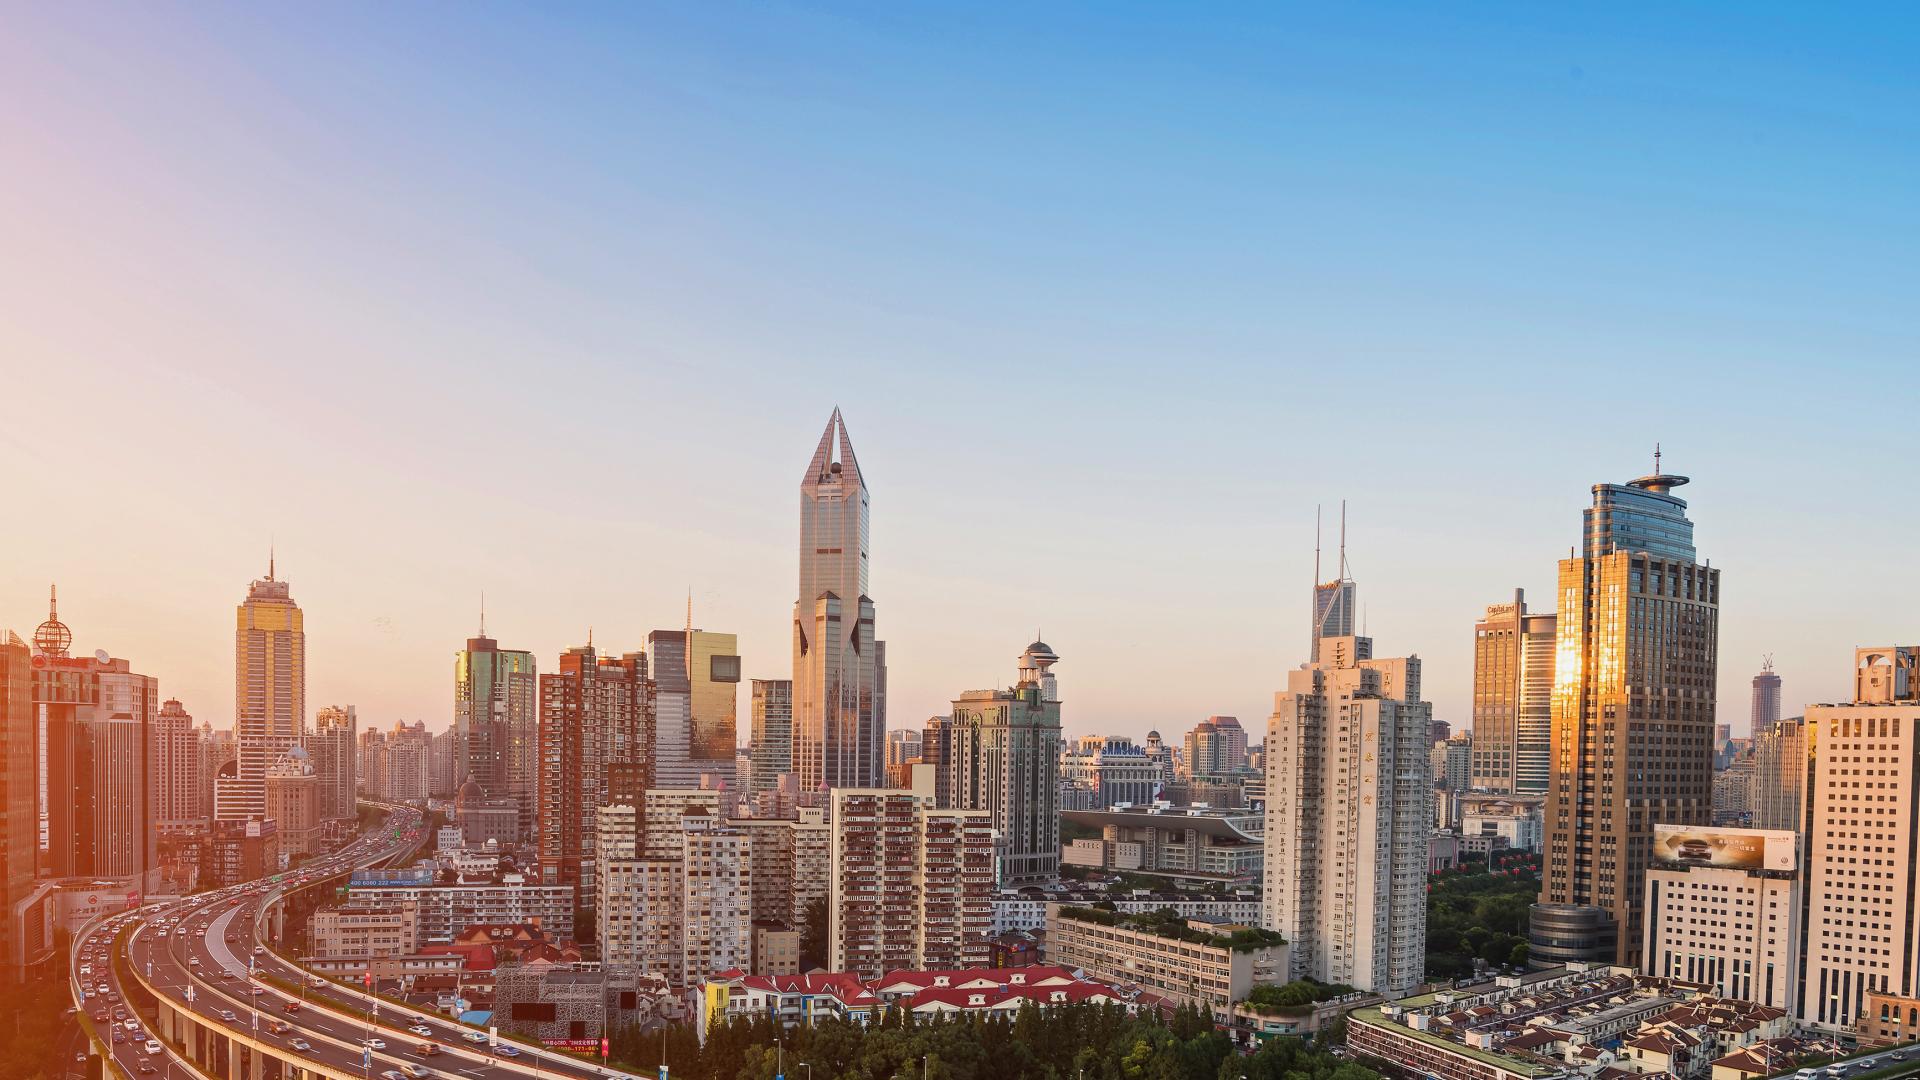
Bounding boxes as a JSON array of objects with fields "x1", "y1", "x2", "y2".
[{"x1": 77, "y1": 804, "x2": 636, "y2": 1080}]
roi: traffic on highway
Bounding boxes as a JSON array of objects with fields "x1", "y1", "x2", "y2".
[{"x1": 73, "y1": 806, "x2": 644, "y2": 1080}]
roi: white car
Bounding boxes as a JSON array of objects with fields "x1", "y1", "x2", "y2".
[
  {"x1": 290, "y1": 1038, "x2": 312, "y2": 1052},
  {"x1": 459, "y1": 1031, "x2": 487, "y2": 1044},
  {"x1": 364, "y1": 1038, "x2": 386, "y2": 1050},
  {"x1": 143, "y1": 1040, "x2": 162, "y2": 1055},
  {"x1": 408, "y1": 1025, "x2": 432, "y2": 1036}
]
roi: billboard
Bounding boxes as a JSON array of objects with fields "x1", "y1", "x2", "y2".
[{"x1": 1652, "y1": 825, "x2": 1797, "y2": 873}]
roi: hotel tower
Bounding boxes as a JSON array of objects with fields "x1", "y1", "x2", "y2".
[{"x1": 1537, "y1": 460, "x2": 1720, "y2": 968}]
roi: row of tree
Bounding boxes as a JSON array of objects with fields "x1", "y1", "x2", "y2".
[
  {"x1": 1426, "y1": 855, "x2": 1540, "y2": 979},
  {"x1": 610, "y1": 1000, "x2": 1380, "y2": 1080}
]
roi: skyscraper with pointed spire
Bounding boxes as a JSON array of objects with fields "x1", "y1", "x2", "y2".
[
  {"x1": 792, "y1": 409, "x2": 886, "y2": 791},
  {"x1": 220, "y1": 555, "x2": 305, "y2": 822}
]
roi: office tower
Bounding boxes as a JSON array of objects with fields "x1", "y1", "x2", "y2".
[
  {"x1": 0, "y1": 633, "x2": 36, "y2": 977},
  {"x1": 748, "y1": 679, "x2": 793, "y2": 795},
  {"x1": 1430, "y1": 719, "x2": 1452, "y2": 745},
  {"x1": 943, "y1": 641, "x2": 1064, "y2": 886},
  {"x1": 1310, "y1": 506, "x2": 1356, "y2": 663},
  {"x1": 153, "y1": 698, "x2": 204, "y2": 831},
  {"x1": 1264, "y1": 618, "x2": 1432, "y2": 996},
  {"x1": 1801, "y1": 647, "x2": 1920, "y2": 1031},
  {"x1": 454, "y1": 625, "x2": 537, "y2": 825},
  {"x1": 265, "y1": 747, "x2": 320, "y2": 858},
  {"x1": 828, "y1": 767, "x2": 993, "y2": 979},
  {"x1": 1471, "y1": 590, "x2": 1558, "y2": 795},
  {"x1": 226, "y1": 561, "x2": 305, "y2": 822},
  {"x1": 648, "y1": 628, "x2": 740, "y2": 788},
  {"x1": 536, "y1": 644, "x2": 651, "y2": 911},
  {"x1": 1643, "y1": 825, "x2": 1801, "y2": 1009},
  {"x1": 1185, "y1": 715, "x2": 1249, "y2": 777},
  {"x1": 30, "y1": 594, "x2": 159, "y2": 884},
  {"x1": 307, "y1": 705, "x2": 357, "y2": 822},
  {"x1": 1750, "y1": 716, "x2": 1810, "y2": 833},
  {"x1": 1539, "y1": 462, "x2": 1720, "y2": 970},
  {"x1": 792, "y1": 409, "x2": 885, "y2": 791},
  {"x1": 1752, "y1": 657, "x2": 1782, "y2": 731}
]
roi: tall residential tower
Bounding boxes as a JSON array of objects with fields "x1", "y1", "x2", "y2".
[{"x1": 1264, "y1": 618, "x2": 1432, "y2": 996}]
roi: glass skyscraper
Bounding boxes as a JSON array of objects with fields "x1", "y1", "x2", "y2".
[
  {"x1": 792, "y1": 409, "x2": 885, "y2": 791},
  {"x1": 1538, "y1": 466, "x2": 1720, "y2": 969}
]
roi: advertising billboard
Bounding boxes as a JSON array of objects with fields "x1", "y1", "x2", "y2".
[{"x1": 1652, "y1": 825, "x2": 1797, "y2": 873}]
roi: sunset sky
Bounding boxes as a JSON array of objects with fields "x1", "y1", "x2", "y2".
[{"x1": 3, "y1": 5, "x2": 1916, "y2": 739}]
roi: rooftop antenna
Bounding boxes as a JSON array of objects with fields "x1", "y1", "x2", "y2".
[
  {"x1": 479, "y1": 591, "x2": 486, "y2": 637},
  {"x1": 1339, "y1": 500, "x2": 1348, "y2": 581},
  {"x1": 1654, "y1": 442, "x2": 1662, "y2": 475},
  {"x1": 1763, "y1": 653, "x2": 1774, "y2": 672},
  {"x1": 268, "y1": 537, "x2": 276, "y2": 582}
]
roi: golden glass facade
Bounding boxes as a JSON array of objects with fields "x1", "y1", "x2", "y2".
[{"x1": 1542, "y1": 474, "x2": 1719, "y2": 969}]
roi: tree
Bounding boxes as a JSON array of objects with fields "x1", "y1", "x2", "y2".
[{"x1": 799, "y1": 895, "x2": 830, "y2": 971}]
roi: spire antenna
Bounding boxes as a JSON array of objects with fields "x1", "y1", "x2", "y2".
[
  {"x1": 1339, "y1": 499, "x2": 1349, "y2": 581},
  {"x1": 480, "y1": 591, "x2": 487, "y2": 637},
  {"x1": 269, "y1": 537, "x2": 276, "y2": 582},
  {"x1": 1314, "y1": 505, "x2": 1322, "y2": 586},
  {"x1": 1654, "y1": 442, "x2": 1662, "y2": 474}
]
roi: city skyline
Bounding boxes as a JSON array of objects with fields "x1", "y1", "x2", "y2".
[
  {"x1": 0, "y1": 437, "x2": 1902, "y2": 745},
  {"x1": 5, "y1": 6, "x2": 1918, "y2": 743}
]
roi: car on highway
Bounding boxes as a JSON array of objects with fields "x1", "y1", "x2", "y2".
[
  {"x1": 495, "y1": 1045, "x2": 521, "y2": 1058},
  {"x1": 291, "y1": 1038, "x2": 312, "y2": 1052},
  {"x1": 283, "y1": 1000, "x2": 301, "y2": 1013},
  {"x1": 460, "y1": 1031, "x2": 487, "y2": 1044},
  {"x1": 134, "y1": 1058, "x2": 155, "y2": 1074},
  {"x1": 401, "y1": 1065, "x2": 434, "y2": 1078},
  {"x1": 381, "y1": 1072, "x2": 408, "y2": 1080},
  {"x1": 218, "y1": 1010, "x2": 237, "y2": 1022},
  {"x1": 144, "y1": 1040, "x2": 161, "y2": 1055},
  {"x1": 409, "y1": 1025, "x2": 432, "y2": 1036},
  {"x1": 364, "y1": 1038, "x2": 386, "y2": 1050}
]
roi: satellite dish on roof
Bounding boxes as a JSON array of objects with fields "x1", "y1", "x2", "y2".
[{"x1": 95, "y1": 649, "x2": 111, "y2": 663}]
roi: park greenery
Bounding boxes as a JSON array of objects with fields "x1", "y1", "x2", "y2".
[
  {"x1": 612, "y1": 1001, "x2": 1379, "y2": 1080},
  {"x1": 1425, "y1": 853, "x2": 1539, "y2": 981},
  {"x1": 1242, "y1": 980, "x2": 1358, "y2": 1014},
  {"x1": 1059, "y1": 905, "x2": 1287, "y2": 952}
]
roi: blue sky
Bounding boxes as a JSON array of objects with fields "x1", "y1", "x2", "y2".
[{"x1": 2, "y1": 4, "x2": 1915, "y2": 738}]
